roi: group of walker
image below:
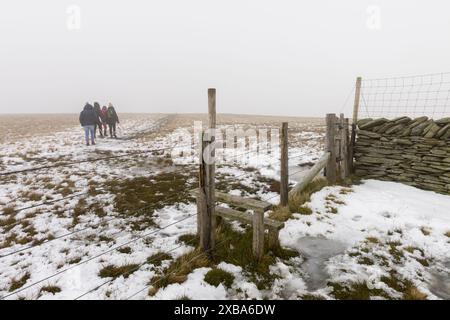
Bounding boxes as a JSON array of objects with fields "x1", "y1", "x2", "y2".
[{"x1": 79, "y1": 102, "x2": 120, "y2": 146}]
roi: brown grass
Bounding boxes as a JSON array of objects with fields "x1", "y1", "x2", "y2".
[
  {"x1": 420, "y1": 227, "x2": 431, "y2": 236},
  {"x1": 148, "y1": 248, "x2": 210, "y2": 296},
  {"x1": 9, "y1": 272, "x2": 31, "y2": 292},
  {"x1": 98, "y1": 264, "x2": 140, "y2": 279},
  {"x1": 269, "y1": 177, "x2": 327, "y2": 222}
]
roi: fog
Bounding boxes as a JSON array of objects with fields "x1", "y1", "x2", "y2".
[{"x1": 1, "y1": 0, "x2": 450, "y2": 116}]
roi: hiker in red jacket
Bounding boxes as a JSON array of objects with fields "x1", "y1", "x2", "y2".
[{"x1": 100, "y1": 106, "x2": 108, "y2": 137}]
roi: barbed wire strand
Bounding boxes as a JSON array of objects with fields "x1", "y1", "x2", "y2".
[
  {"x1": 74, "y1": 237, "x2": 198, "y2": 300},
  {"x1": 1, "y1": 213, "x2": 196, "y2": 300},
  {"x1": 125, "y1": 238, "x2": 227, "y2": 300},
  {"x1": 0, "y1": 142, "x2": 197, "y2": 177},
  {"x1": 0, "y1": 186, "x2": 197, "y2": 259}
]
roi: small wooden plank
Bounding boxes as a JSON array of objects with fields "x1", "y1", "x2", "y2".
[
  {"x1": 214, "y1": 206, "x2": 284, "y2": 231},
  {"x1": 190, "y1": 189, "x2": 273, "y2": 212}
]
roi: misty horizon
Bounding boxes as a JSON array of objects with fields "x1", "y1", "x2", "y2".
[{"x1": 1, "y1": 1, "x2": 450, "y2": 117}]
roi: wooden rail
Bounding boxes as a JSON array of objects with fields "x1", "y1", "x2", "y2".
[
  {"x1": 289, "y1": 152, "x2": 330, "y2": 196},
  {"x1": 191, "y1": 188, "x2": 282, "y2": 258}
]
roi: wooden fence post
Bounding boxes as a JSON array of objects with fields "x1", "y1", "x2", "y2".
[
  {"x1": 197, "y1": 133, "x2": 208, "y2": 244},
  {"x1": 206, "y1": 88, "x2": 216, "y2": 252},
  {"x1": 252, "y1": 210, "x2": 264, "y2": 260},
  {"x1": 349, "y1": 77, "x2": 362, "y2": 173},
  {"x1": 198, "y1": 89, "x2": 216, "y2": 254},
  {"x1": 325, "y1": 114, "x2": 337, "y2": 184},
  {"x1": 280, "y1": 122, "x2": 289, "y2": 207},
  {"x1": 340, "y1": 114, "x2": 349, "y2": 180}
]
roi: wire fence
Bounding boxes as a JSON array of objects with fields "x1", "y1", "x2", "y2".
[
  {"x1": 359, "y1": 72, "x2": 450, "y2": 119},
  {"x1": 0, "y1": 119, "x2": 318, "y2": 300}
]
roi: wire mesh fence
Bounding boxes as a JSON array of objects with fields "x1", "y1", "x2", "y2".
[{"x1": 359, "y1": 72, "x2": 450, "y2": 119}]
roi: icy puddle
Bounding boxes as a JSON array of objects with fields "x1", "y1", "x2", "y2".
[
  {"x1": 295, "y1": 237, "x2": 347, "y2": 291},
  {"x1": 429, "y1": 260, "x2": 450, "y2": 299}
]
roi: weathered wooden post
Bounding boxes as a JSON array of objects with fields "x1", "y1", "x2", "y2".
[
  {"x1": 349, "y1": 77, "x2": 362, "y2": 173},
  {"x1": 325, "y1": 114, "x2": 337, "y2": 184},
  {"x1": 340, "y1": 114, "x2": 349, "y2": 180},
  {"x1": 252, "y1": 209, "x2": 264, "y2": 260},
  {"x1": 197, "y1": 132, "x2": 208, "y2": 235},
  {"x1": 280, "y1": 122, "x2": 289, "y2": 207},
  {"x1": 198, "y1": 88, "x2": 216, "y2": 254}
]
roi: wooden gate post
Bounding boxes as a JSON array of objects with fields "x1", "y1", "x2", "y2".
[
  {"x1": 325, "y1": 114, "x2": 337, "y2": 184},
  {"x1": 198, "y1": 89, "x2": 217, "y2": 254},
  {"x1": 339, "y1": 114, "x2": 349, "y2": 180},
  {"x1": 252, "y1": 210, "x2": 264, "y2": 260},
  {"x1": 349, "y1": 77, "x2": 362, "y2": 173},
  {"x1": 280, "y1": 122, "x2": 289, "y2": 207},
  {"x1": 206, "y1": 88, "x2": 216, "y2": 251}
]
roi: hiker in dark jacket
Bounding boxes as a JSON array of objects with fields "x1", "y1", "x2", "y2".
[
  {"x1": 93, "y1": 102, "x2": 104, "y2": 138},
  {"x1": 101, "y1": 106, "x2": 108, "y2": 137},
  {"x1": 106, "y1": 103, "x2": 120, "y2": 138},
  {"x1": 79, "y1": 103, "x2": 97, "y2": 146}
]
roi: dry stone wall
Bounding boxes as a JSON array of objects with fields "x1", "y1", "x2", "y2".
[{"x1": 354, "y1": 116, "x2": 450, "y2": 194}]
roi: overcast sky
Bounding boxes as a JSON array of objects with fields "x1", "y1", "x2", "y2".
[{"x1": 1, "y1": 0, "x2": 450, "y2": 116}]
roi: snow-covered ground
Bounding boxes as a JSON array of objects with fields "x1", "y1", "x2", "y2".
[
  {"x1": 0, "y1": 114, "x2": 449, "y2": 300},
  {"x1": 281, "y1": 180, "x2": 450, "y2": 299}
]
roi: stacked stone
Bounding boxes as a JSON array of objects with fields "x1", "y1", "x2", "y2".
[{"x1": 354, "y1": 116, "x2": 450, "y2": 194}]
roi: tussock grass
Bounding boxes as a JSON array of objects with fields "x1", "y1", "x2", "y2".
[
  {"x1": 117, "y1": 247, "x2": 132, "y2": 254},
  {"x1": 147, "y1": 252, "x2": 172, "y2": 267},
  {"x1": 177, "y1": 234, "x2": 199, "y2": 247},
  {"x1": 326, "y1": 206, "x2": 338, "y2": 214},
  {"x1": 445, "y1": 231, "x2": 450, "y2": 238},
  {"x1": 297, "y1": 205, "x2": 313, "y2": 215},
  {"x1": 328, "y1": 281, "x2": 388, "y2": 300},
  {"x1": 21, "y1": 191, "x2": 42, "y2": 202},
  {"x1": 2, "y1": 206, "x2": 16, "y2": 216},
  {"x1": 365, "y1": 237, "x2": 379, "y2": 244},
  {"x1": 339, "y1": 187, "x2": 353, "y2": 195},
  {"x1": 204, "y1": 268, "x2": 235, "y2": 288},
  {"x1": 40, "y1": 285, "x2": 61, "y2": 295},
  {"x1": 289, "y1": 178, "x2": 328, "y2": 210},
  {"x1": 67, "y1": 257, "x2": 82, "y2": 264},
  {"x1": 268, "y1": 206, "x2": 291, "y2": 221},
  {"x1": 98, "y1": 263, "x2": 140, "y2": 279},
  {"x1": 357, "y1": 257, "x2": 374, "y2": 265},
  {"x1": 148, "y1": 248, "x2": 210, "y2": 296},
  {"x1": 420, "y1": 226, "x2": 431, "y2": 236},
  {"x1": 269, "y1": 178, "x2": 328, "y2": 222},
  {"x1": 0, "y1": 216, "x2": 16, "y2": 228},
  {"x1": 9, "y1": 272, "x2": 31, "y2": 292},
  {"x1": 381, "y1": 271, "x2": 427, "y2": 300}
]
